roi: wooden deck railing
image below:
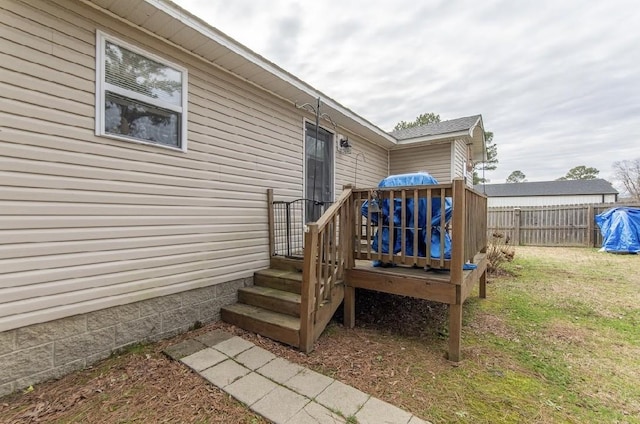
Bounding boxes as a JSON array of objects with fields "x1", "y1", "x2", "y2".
[
  {"x1": 266, "y1": 179, "x2": 487, "y2": 353},
  {"x1": 464, "y1": 186, "x2": 488, "y2": 261},
  {"x1": 352, "y1": 183, "x2": 454, "y2": 269},
  {"x1": 351, "y1": 179, "x2": 487, "y2": 279},
  {"x1": 299, "y1": 186, "x2": 353, "y2": 352}
]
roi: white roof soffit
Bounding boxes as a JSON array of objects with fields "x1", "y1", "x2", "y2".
[{"x1": 88, "y1": 0, "x2": 396, "y2": 148}]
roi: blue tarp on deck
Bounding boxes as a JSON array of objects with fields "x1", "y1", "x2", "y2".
[
  {"x1": 596, "y1": 207, "x2": 640, "y2": 254},
  {"x1": 361, "y1": 172, "x2": 452, "y2": 260}
]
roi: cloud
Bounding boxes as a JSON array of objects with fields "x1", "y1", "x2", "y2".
[{"x1": 174, "y1": 0, "x2": 640, "y2": 183}]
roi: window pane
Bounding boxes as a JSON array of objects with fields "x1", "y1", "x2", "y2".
[
  {"x1": 304, "y1": 122, "x2": 334, "y2": 221},
  {"x1": 105, "y1": 92, "x2": 180, "y2": 147},
  {"x1": 105, "y1": 41, "x2": 182, "y2": 106}
]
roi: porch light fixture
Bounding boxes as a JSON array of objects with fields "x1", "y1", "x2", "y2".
[{"x1": 338, "y1": 137, "x2": 352, "y2": 154}]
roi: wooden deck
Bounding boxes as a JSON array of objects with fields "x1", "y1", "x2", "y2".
[
  {"x1": 227, "y1": 180, "x2": 489, "y2": 361},
  {"x1": 349, "y1": 253, "x2": 487, "y2": 302},
  {"x1": 344, "y1": 253, "x2": 488, "y2": 361}
]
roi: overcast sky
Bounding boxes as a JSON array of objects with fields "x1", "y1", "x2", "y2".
[{"x1": 174, "y1": 0, "x2": 639, "y2": 185}]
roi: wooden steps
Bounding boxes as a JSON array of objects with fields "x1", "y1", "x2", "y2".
[
  {"x1": 221, "y1": 261, "x2": 304, "y2": 348},
  {"x1": 238, "y1": 286, "x2": 301, "y2": 317},
  {"x1": 221, "y1": 303, "x2": 300, "y2": 347},
  {"x1": 254, "y1": 268, "x2": 302, "y2": 294}
]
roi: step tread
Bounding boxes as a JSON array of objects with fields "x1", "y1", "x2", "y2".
[
  {"x1": 221, "y1": 303, "x2": 300, "y2": 331},
  {"x1": 255, "y1": 268, "x2": 303, "y2": 281},
  {"x1": 239, "y1": 286, "x2": 301, "y2": 303},
  {"x1": 270, "y1": 256, "x2": 304, "y2": 272}
]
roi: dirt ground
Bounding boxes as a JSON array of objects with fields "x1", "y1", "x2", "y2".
[
  {"x1": 0, "y1": 324, "x2": 267, "y2": 424},
  {"x1": 1, "y1": 291, "x2": 446, "y2": 424},
  {"x1": 3, "y1": 247, "x2": 638, "y2": 423}
]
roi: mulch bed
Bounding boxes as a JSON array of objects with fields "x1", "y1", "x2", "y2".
[
  {"x1": 1, "y1": 289, "x2": 452, "y2": 423},
  {"x1": 0, "y1": 324, "x2": 266, "y2": 424}
]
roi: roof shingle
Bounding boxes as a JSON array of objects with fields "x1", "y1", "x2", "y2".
[
  {"x1": 474, "y1": 179, "x2": 619, "y2": 197},
  {"x1": 390, "y1": 115, "x2": 481, "y2": 140}
]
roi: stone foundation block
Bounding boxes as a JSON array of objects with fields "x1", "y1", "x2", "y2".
[
  {"x1": 0, "y1": 330, "x2": 16, "y2": 355},
  {"x1": 16, "y1": 316, "x2": 86, "y2": 349},
  {"x1": 54, "y1": 327, "x2": 115, "y2": 366},
  {"x1": 139, "y1": 293, "x2": 182, "y2": 317},
  {"x1": 161, "y1": 307, "x2": 199, "y2": 333},
  {"x1": 182, "y1": 286, "x2": 217, "y2": 306},
  {"x1": 115, "y1": 315, "x2": 161, "y2": 347},
  {"x1": 87, "y1": 304, "x2": 139, "y2": 331},
  {"x1": 0, "y1": 344, "x2": 53, "y2": 385}
]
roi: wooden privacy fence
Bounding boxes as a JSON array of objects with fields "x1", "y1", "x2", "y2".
[{"x1": 488, "y1": 203, "x2": 640, "y2": 247}]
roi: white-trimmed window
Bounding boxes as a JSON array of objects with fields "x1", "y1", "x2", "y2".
[{"x1": 96, "y1": 31, "x2": 188, "y2": 151}]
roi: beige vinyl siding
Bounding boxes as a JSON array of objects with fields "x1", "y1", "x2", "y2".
[
  {"x1": 0, "y1": 0, "x2": 312, "y2": 331},
  {"x1": 389, "y1": 142, "x2": 452, "y2": 183},
  {"x1": 335, "y1": 134, "x2": 389, "y2": 191},
  {"x1": 452, "y1": 138, "x2": 472, "y2": 186}
]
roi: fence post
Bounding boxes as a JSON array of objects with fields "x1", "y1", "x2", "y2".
[
  {"x1": 267, "y1": 189, "x2": 275, "y2": 257},
  {"x1": 587, "y1": 205, "x2": 595, "y2": 247},
  {"x1": 513, "y1": 208, "x2": 521, "y2": 246}
]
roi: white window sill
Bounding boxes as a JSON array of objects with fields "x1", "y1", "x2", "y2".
[{"x1": 98, "y1": 132, "x2": 187, "y2": 153}]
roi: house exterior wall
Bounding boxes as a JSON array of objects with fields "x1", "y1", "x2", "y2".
[
  {"x1": 0, "y1": 0, "x2": 392, "y2": 392},
  {"x1": 336, "y1": 135, "x2": 389, "y2": 190},
  {"x1": 389, "y1": 142, "x2": 451, "y2": 182},
  {"x1": 1, "y1": 0, "x2": 304, "y2": 333},
  {"x1": 452, "y1": 138, "x2": 473, "y2": 187},
  {"x1": 486, "y1": 194, "x2": 618, "y2": 207}
]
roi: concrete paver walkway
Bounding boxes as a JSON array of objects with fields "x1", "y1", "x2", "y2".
[{"x1": 165, "y1": 330, "x2": 431, "y2": 424}]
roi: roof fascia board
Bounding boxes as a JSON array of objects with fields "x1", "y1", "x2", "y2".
[
  {"x1": 469, "y1": 115, "x2": 482, "y2": 136},
  {"x1": 392, "y1": 131, "x2": 469, "y2": 149}
]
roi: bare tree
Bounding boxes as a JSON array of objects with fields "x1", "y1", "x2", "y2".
[{"x1": 613, "y1": 158, "x2": 640, "y2": 200}]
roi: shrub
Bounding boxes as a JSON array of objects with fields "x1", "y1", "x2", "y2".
[{"x1": 486, "y1": 232, "x2": 515, "y2": 274}]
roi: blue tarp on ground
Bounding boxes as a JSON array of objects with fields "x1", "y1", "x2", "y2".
[
  {"x1": 596, "y1": 207, "x2": 640, "y2": 254},
  {"x1": 361, "y1": 172, "x2": 453, "y2": 260}
]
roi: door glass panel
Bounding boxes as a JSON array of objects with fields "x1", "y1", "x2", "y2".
[{"x1": 305, "y1": 122, "x2": 333, "y2": 222}]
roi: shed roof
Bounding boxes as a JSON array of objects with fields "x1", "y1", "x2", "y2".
[
  {"x1": 390, "y1": 115, "x2": 486, "y2": 161},
  {"x1": 390, "y1": 115, "x2": 482, "y2": 140},
  {"x1": 474, "y1": 179, "x2": 619, "y2": 197}
]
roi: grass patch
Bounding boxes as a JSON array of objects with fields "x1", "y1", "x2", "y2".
[
  {"x1": 301, "y1": 246, "x2": 640, "y2": 423},
  {"x1": 6, "y1": 247, "x2": 638, "y2": 424}
]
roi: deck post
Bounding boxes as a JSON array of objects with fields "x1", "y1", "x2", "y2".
[
  {"x1": 267, "y1": 189, "x2": 275, "y2": 257},
  {"x1": 449, "y1": 179, "x2": 466, "y2": 362},
  {"x1": 451, "y1": 179, "x2": 466, "y2": 285},
  {"x1": 342, "y1": 184, "x2": 356, "y2": 328},
  {"x1": 479, "y1": 270, "x2": 487, "y2": 299},
  {"x1": 300, "y1": 224, "x2": 319, "y2": 353},
  {"x1": 344, "y1": 285, "x2": 356, "y2": 328},
  {"x1": 343, "y1": 184, "x2": 355, "y2": 269},
  {"x1": 448, "y1": 300, "x2": 463, "y2": 362}
]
